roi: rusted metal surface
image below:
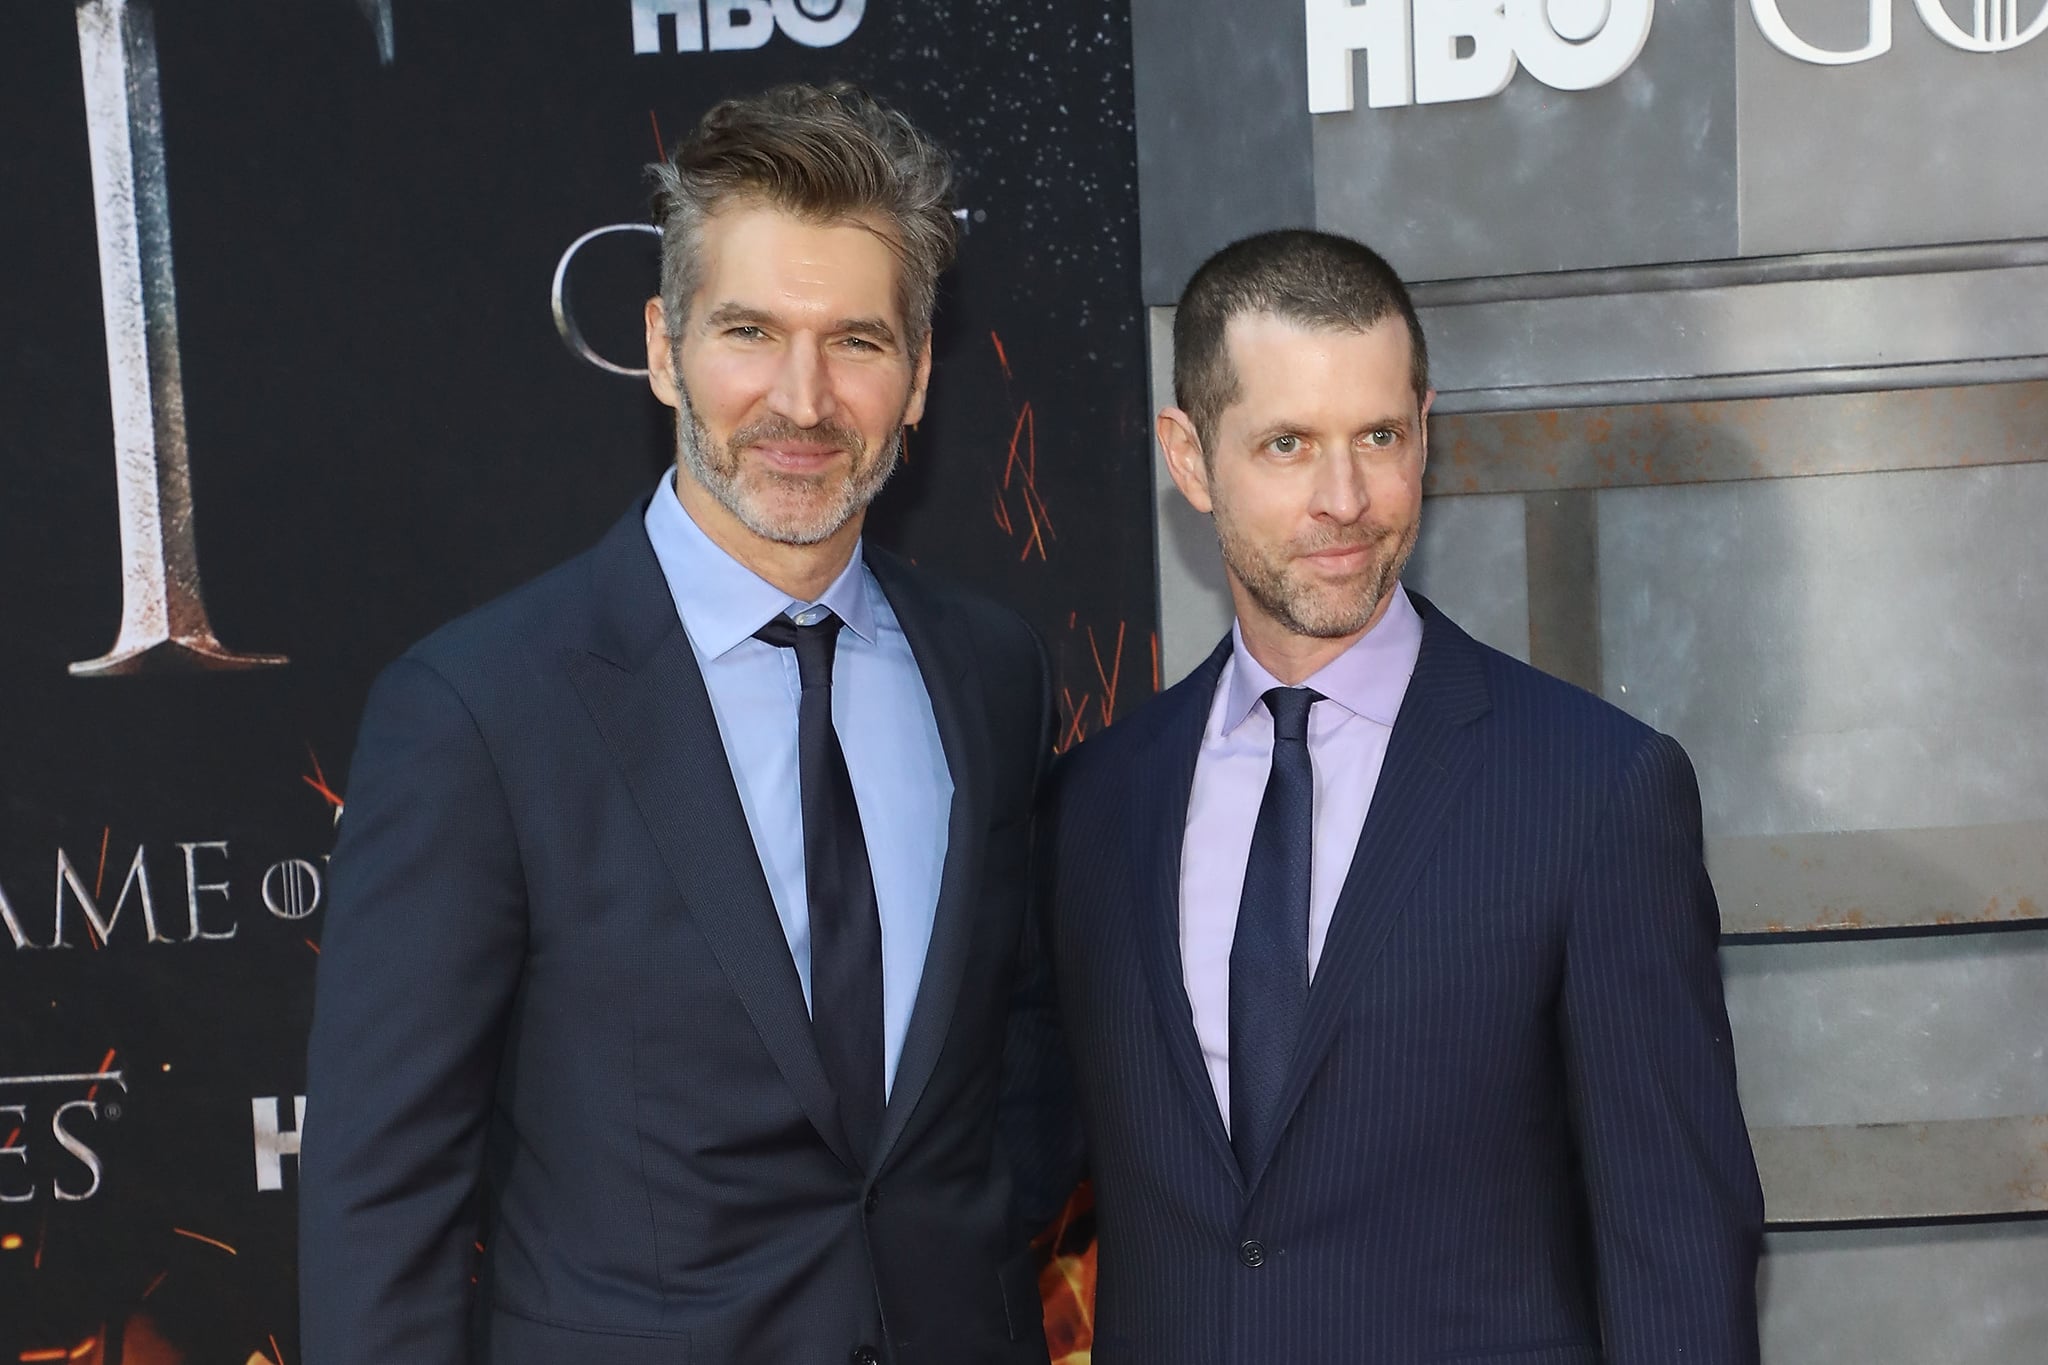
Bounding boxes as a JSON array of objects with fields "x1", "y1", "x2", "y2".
[
  {"x1": 1425, "y1": 379, "x2": 2048, "y2": 497},
  {"x1": 1753, "y1": 1116, "x2": 2048, "y2": 1225},
  {"x1": 1712, "y1": 822, "x2": 2048, "y2": 937},
  {"x1": 1521, "y1": 491, "x2": 1600, "y2": 696}
]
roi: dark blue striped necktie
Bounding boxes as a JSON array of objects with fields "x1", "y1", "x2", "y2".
[
  {"x1": 754, "y1": 611, "x2": 885, "y2": 1161},
  {"x1": 1229, "y1": 684, "x2": 1322, "y2": 1176}
]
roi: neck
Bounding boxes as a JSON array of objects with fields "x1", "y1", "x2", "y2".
[
  {"x1": 672, "y1": 467, "x2": 862, "y2": 603},
  {"x1": 1233, "y1": 589, "x2": 1395, "y2": 686}
]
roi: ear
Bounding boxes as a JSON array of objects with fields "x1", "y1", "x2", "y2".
[
  {"x1": 1157, "y1": 406, "x2": 1214, "y2": 515},
  {"x1": 644, "y1": 297, "x2": 681, "y2": 409},
  {"x1": 902, "y1": 336, "x2": 933, "y2": 429},
  {"x1": 1418, "y1": 388, "x2": 1436, "y2": 471}
]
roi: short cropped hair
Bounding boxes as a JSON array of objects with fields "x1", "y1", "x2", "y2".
[
  {"x1": 1172, "y1": 229, "x2": 1430, "y2": 452},
  {"x1": 650, "y1": 83, "x2": 957, "y2": 356}
]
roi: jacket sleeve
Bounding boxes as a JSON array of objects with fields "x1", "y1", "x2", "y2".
[
  {"x1": 299, "y1": 656, "x2": 529, "y2": 1365},
  {"x1": 1558, "y1": 730, "x2": 1764, "y2": 1364}
]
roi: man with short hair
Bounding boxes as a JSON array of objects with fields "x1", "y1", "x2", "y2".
[
  {"x1": 301, "y1": 85, "x2": 1061, "y2": 1365},
  {"x1": 1044, "y1": 229, "x2": 1762, "y2": 1363}
]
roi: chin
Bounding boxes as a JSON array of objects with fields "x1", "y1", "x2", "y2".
[
  {"x1": 1292, "y1": 610, "x2": 1380, "y2": 640},
  {"x1": 1286, "y1": 584, "x2": 1390, "y2": 639},
  {"x1": 747, "y1": 511, "x2": 845, "y2": 547},
  {"x1": 738, "y1": 494, "x2": 853, "y2": 547}
]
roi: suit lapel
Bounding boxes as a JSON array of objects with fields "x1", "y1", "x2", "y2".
[
  {"x1": 864, "y1": 551, "x2": 991, "y2": 1174},
  {"x1": 563, "y1": 506, "x2": 857, "y2": 1171},
  {"x1": 1244, "y1": 599, "x2": 1492, "y2": 1190},
  {"x1": 1128, "y1": 636, "x2": 1245, "y2": 1190}
]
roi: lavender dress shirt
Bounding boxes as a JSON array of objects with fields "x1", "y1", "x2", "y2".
[{"x1": 1179, "y1": 583, "x2": 1424, "y2": 1133}]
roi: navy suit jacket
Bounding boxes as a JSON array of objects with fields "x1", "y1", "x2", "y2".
[
  {"x1": 1044, "y1": 596, "x2": 1763, "y2": 1364},
  {"x1": 300, "y1": 502, "x2": 1062, "y2": 1365}
]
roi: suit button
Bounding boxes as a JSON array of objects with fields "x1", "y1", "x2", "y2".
[
  {"x1": 850, "y1": 1348, "x2": 881, "y2": 1365},
  {"x1": 863, "y1": 1187, "x2": 878, "y2": 1215},
  {"x1": 1239, "y1": 1239, "x2": 1265, "y2": 1268}
]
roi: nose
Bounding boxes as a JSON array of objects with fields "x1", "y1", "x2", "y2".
[
  {"x1": 766, "y1": 336, "x2": 836, "y2": 429},
  {"x1": 1309, "y1": 450, "x2": 1368, "y2": 524}
]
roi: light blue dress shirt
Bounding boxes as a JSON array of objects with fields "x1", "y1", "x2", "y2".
[{"x1": 643, "y1": 472, "x2": 952, "y2": 1095}]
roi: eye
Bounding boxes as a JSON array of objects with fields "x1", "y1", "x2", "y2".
[
  {"x1": 1268, "y1": 433, "x2": 1303, "y2": 455},
  {"x1": 1363, "y1": 427, "x2": 1398, "y2": 448},
  {"x1": 725, "y1": 325, "x2": 765, "y2": 341},
  {"x1": 839, "y1": 335, "x2": 883, "y2": 353}
]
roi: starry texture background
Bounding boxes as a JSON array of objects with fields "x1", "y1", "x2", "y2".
[{"x1": 0, "y1": 2, "x2": 1143, "y2": 1357}]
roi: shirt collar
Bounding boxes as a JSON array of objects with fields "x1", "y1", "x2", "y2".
[
  {"x1": 642, "y1": 469, "x2": 877, "y2": 658},
  {"x1": 1221, "y1": 582, "x2": 1424, "y2": 734}
]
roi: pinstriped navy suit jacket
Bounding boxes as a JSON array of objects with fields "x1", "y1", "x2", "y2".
[{"x1": 1044, "y1": 595, "x2": 1763, "y2": 1364}]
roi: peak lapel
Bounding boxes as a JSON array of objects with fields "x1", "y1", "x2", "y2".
[
  {"x1": 1128, "y1": 636, "x2": 1245, "y2": 1190},
  {"x1": 563, "y1": 507, "x2": 857, "y2": 1171},
  {"x1": 866, "y1": 555, "x2": 991, "y2": 1174},
  {"x1": 1244, "y1": 601, "x2": 1493, "y2": 1190}
]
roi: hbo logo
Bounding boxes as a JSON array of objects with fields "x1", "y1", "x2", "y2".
[
  {"x1": 631, "y1": 0, "x2": 864, "y2": 53},
  {"x1": 1307, "y1": 0, "x2": 1655, "y2": 112}
]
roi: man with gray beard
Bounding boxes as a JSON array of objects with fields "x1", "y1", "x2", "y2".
[
  {"x1": 301, "y1": 85, "x2": 1068, "y2": 1365},
  {"x1": 1040, "y1": 229, "x2": 1762, "y2": 1363}
]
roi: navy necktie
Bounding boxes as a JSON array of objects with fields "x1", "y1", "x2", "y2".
[
  {"x1": 1230, "y1": 685, "x2": 1322, "y2": 1175},
  {"x1": 754, "y1": 611, "x2": 885, "y2": 1161}
]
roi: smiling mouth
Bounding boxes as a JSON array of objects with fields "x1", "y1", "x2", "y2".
[
  {"x1": 1300, "y1": 542, "x2": 1376, "y2": 569},
  {"x1": 749, "y1": 441, "x2": 850, "y2": 473}
]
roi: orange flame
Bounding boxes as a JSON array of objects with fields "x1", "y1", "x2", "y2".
[{"x1": 1037, "y1": 1182, "x2": 1098, "y2": 1363}]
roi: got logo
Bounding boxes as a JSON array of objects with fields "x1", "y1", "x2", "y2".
[{"x1": 1751, "y1": 0, "x2": 2048, "y2": 63}]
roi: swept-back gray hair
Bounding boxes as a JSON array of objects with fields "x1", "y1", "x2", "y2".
[{"x1": 650, "y1": 82, "x2": 957, "y2": 357}]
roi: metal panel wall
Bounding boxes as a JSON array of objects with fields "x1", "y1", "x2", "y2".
[
  {"x1": 1127, "y1": 0, "x2": 1316, "y2": 302},
  {"x1": 1735, "y1": 5, "x2": 2048, "y2": 257},
  {"x1": 1309, "y1": 0, "x2": 1739, "y2": 281}
]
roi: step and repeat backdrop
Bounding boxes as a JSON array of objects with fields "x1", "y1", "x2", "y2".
[{"x1": 1, "y1": 3, "x2": 1150, "y2": 1360}]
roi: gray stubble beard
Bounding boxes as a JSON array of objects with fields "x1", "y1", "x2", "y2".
[{"x1": 672, "y1": 382, "x2": 903, "y2": 548}]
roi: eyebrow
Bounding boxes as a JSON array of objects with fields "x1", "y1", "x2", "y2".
[
  {"x1": 1253, "y1": 414, "x2": 1413, "y2": 439},
  {"x1": 702, "y1": 303, "x2": 898, "y2": 347}
]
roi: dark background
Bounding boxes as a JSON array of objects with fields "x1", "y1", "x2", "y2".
[{"x1": 1, "y1": 3, "x2": 1151, "y2": 1357}]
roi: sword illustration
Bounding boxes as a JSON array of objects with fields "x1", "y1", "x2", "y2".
[
  {"x1": 358, "y1": 0, "x2": 395, "y2": 65},
  {"x1": 68, "y1": 0, "x2": 288, "y2": 674}
]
